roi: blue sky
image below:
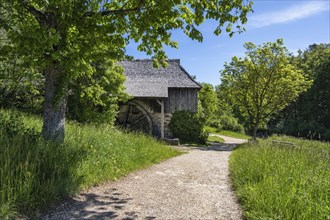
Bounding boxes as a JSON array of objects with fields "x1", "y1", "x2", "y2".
[{"x1": 126, "y1": 0, "x2": 330, "y2": 86}]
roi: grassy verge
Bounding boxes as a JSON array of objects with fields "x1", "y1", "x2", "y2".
[
  {"x1": 229, "y1": 135, "x2": 330, "y2": 219},
  {"x1": 207, "y1": 135, "x2": 225, "y2": 143},
  {"x1": 0, "y1": 109, "x2": 181, "y2": 219},
  {"x1": 205, "y1": 126, "x2": 251, "y2": 140}
]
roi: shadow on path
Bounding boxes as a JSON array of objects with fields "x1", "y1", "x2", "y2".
[
  {"x1": 175, "y1": 142, "x2": 240, "y2": 152},
  {"x1": 202, "y1": 142, "x2": 240, "y2": 151},
  {"x1": 42, "y1": 188, "x2": 156, "y2": 220}
]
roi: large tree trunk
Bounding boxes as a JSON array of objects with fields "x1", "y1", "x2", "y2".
[
  {"x1": 252, "y1": 125, "x2": 258, "y2": 141},
  {"x1": 252, "y1": 115, "x2": 261, "y2": 141},
  {"x1": 42, "y1": 63, "x2": 67, "y2": 142}
]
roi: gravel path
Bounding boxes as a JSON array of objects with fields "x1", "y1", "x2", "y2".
[
  {"x1": 209, "y1": 134, "x2": 247, "y2": 145},
  {"x1": 42, "y1": 136, "x2": 246, "y2": 220}
]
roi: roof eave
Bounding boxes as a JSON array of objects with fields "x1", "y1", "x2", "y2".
[{"x1": 178, "y1": 64, "x2": 202, "y2": 89}]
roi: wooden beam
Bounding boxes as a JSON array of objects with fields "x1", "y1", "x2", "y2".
[{"x1": 156, "y1": 99, "x2": 165, "y2": 139}]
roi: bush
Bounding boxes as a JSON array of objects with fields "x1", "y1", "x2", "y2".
[
  {"x1": 67, "y1": 97, "x2": 119, "y2": 124},
  {"x1": 207, "y1": 119, "x2": 223, "y2": 130},
  {"x1": 169, "y1": 110, "x2": 208, "y2": 144},
  {"x1": 207, "y1": 114, "x2": 245, "y2": 133},
  {"x1": 0, "y1": 110, "x2": 39, "y2": 141},
  {"x1": 219, "y1": 115, "x2": 244, "y2": 133}
]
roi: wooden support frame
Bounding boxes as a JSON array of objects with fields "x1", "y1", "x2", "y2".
[{"x1": 156, "y1": 99, "x2": 165, "y2": 139}]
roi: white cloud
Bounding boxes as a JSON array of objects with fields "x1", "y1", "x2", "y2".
[{"x1": 249, "y1": 1, "x2": 329, "y2": 28}]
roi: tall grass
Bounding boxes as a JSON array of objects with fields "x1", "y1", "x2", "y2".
[
  {"x1": 229, "y1": 136, "x2": 330, "y2": 220},
  {"x1": 0, "y1": 109, "x2": 180, "y2": 219}
]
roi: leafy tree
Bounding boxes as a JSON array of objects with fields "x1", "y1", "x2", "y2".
[
  {"x1": 214, "y1": 84, "x2": 246, "y2": 131},
  {"x1": 1, "y1": 28, "x2": 126, "y2": 122},
  {"x1": 215, "y1": 84, "x2": 232, "y2": 115},
  {"x1": 198, "y1": 83, "x2": 218, "y2": 121},
  {"x1": 0, "y1": 0, "x2": 253, "y2": 142},
  {"x1": 200, "y1": 83, "x2": 245, "y2": 133},
  {"x1": 270, "y1": 44, "x2": 330, "y2": 140},
  {"x1": 0, "y1": 28, "x2": 43, "y2": 112},
  {"x1": 219, "y1": 39, "x2": 312, "y2": 140},
  {"x1": 67, "y1": 59, "x2": 129, "y2": 124}
]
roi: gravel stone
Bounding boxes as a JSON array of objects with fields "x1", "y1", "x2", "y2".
[{"x1": 42, "y1": 136, "x2": 246, "y2": 220}]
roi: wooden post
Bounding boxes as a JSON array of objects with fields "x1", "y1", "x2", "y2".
[{"x1": 156, "y1": 99, "x2": 165, "y2": 139}]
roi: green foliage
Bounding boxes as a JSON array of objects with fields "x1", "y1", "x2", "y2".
[
  {"x1": 219, "y1": 115, "x2": 244, "y2": 133},
  {"x1": 207, "y1": 114, "x2": 245, "y2": 133},
  {"x1": 229, "y1": 136, "x2": 330, "y2": 219},
  {"x1": 216, "y1": 85, "x2": 249, "y2": 129},
  {"x1": 270, "y1": 44, "x2": 330, "y2": 141},
  {"x1": 200, "y1": 82, "x2": 245, "y2": 134},
  {"x1": 0, "y1": 30, "x2": 43, "y2": 112},
  {"x1": 198, "y1": 83, "x2": 219, "y2": 121},
  {"x1": 0, "y1": 111, "x2": 39, "y2": 140},
  {"x1": 0, "y1": 0, "x2": 253, "y2": 141},
  {"x1": 1, "y1": 0, "x2": 253, "y2": 70},
  {"x1": 220, "y1": 39, "x2": 312, "y2": 139},
  {"x1": 0, "y1": 109, "x2": 180, "y2": 219},
  {"x1": 67, "y1": 59, "x2": 129, "y2": 124},
  {"x1": 215, "y1": 84, "x2": 234, "y2": 116},
  {"x1": 169, "y1": 110, "x2": 208, "y2": 144}
]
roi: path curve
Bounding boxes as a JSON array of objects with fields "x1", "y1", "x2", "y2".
[
  {"x1": 209, "y1": 134, "x2": 248, "y2": 144},
  {"x1": 42, "y1": 136, "x2": 246, "y2": 220}
]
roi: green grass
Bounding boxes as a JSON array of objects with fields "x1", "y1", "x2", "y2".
[
  {"x1": 229, "y1": 135, "x2": 330, "y2": 220},
  {"x1": 0, "y1": 109, "x2": 181, "y2": 219},
  {"x1": 205, "y1": 126, "x2": 251, "y2": 140},
  {"x1": 207, "y1": 135, "x2": 225, "y2": 143}
]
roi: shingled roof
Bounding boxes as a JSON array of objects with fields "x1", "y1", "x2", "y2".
[{"x1": 120, "y1": 59, "x2": 201, "y2": 98}]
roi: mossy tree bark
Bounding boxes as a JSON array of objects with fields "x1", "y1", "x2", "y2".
[{"x1": 42, "y1": 63, "x2": 67, "y2": 142}]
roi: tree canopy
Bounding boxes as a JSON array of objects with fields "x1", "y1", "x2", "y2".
[
  {"x1": 219, "y1": 39, "x2": 312, "y2": 139},
  {"x1": 0, "y1": 0, "x2": 253, "y2": 142},
  {"x1": 0, "y1": 27, "x2": 44, "y2": 111},
  {"x1": 198, "y1": 83, "x2": 219, "y2": 121}
]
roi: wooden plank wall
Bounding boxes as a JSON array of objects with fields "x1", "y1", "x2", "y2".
[{"x1": 165, "y1": 88, "x2": 198, "y2": 113}]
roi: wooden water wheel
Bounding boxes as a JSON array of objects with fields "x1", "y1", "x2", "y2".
[{"x1": 116, "y1": 101, "x2": 153, "y2": 135}]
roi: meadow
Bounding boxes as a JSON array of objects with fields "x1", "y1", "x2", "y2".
[
  {"x1": 0, "y1": 109, "x2": 180, "y2": 219},
  {"x1": 229, "y1": 136, "x2": 330, "y2": 220}
]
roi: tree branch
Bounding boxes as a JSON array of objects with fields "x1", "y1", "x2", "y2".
[
  {"x1": 100, "y1": 7, "x2": 140, "y2": 16},
  {"x1": 21, "y1": 0, "x2": 48, "y2": 27},
  {"x1": 258, "y1": 54, "x2": 279, "y2": 108}
]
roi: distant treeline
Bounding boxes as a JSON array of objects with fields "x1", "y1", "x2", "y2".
[
  {"x1": 269, "y1": 44, "x2": 330, "y2": 141},
  {"x1": 198, "y1": 43, "x2": 330, "y2": 141}
]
